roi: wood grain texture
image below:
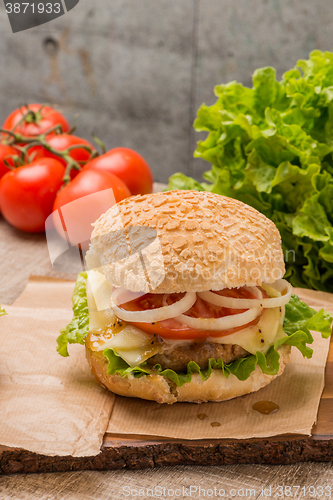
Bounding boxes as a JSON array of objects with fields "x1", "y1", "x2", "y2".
[
  {"x1": 1, "y1": 338, "x2": 332, "y2": 475},
  {"x1": 1, "y1": 434, "x2": 333, "y2": 476},
  {"x1": 1, "y1": 277, "x2": 332, "y2": 474},
  {"x1": 2, "y1": 463, "x2": 332, "y2": 500}
]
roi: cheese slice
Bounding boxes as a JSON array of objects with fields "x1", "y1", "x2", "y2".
[
  {"x1": 86, "y1": 273, "x2": 163, "y2": 365},
  {"x1": 261, "y1": 283, "x2": 281, "y2": 298},
  {"x1": 92, "y1": 324, "x2": 155, "y2": 352},
  {"x1": 86, "y1": 324, "x2": 163, "y2": 366},
  {"x1": 86, "y1": 270, "x2": 118, "y2": 332},
  {"x1": 87, "y1": 269, "x2": 114, "y2": 311},
  {"x1": 208, "y1": 307, "x2": 283, "y2": 354},
  {"x1": 115, "y1": 345, "x2": 162, "y2": 367}
]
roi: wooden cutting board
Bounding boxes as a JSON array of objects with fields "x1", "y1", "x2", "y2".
[{"x1": 1, "y1": 336, "x2": 332, "y2": 474}]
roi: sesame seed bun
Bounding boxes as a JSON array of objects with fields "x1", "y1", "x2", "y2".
[{"x1": 85, "y1": 190, "x2": 285, "y2": 293}]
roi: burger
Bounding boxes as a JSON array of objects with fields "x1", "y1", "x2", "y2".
[{"x1": 57, "y1": 190, "x2": 332, "y2": 404}]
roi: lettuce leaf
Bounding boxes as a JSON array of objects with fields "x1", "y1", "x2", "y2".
[
  {"x1": 169, "y1": 50, "x2": 333, "y2": 293},
  {"x1": 56, "y1": 272, "x2": 89, "y2": 357},
  {"x1": 58, "y1": 275, "x2": 332, "y2": 386},
  {"x1": 0, "y1": 306, "x2": 7, "y2": 317}
]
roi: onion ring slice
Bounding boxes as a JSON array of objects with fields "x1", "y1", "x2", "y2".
[
  {"x1": 198, "y1": 279, "x2": 292, "y2": 309},
  {"x1": 176, "y1": 306, "x2": 262, "y2": 331},
  {"x1": 111, "y1": 289, "x2": 197, "y2": 323}
]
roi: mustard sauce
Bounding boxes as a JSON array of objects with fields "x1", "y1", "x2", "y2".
[{"x1": 86, "y1": 321, "x2": 126, "y2": 351}]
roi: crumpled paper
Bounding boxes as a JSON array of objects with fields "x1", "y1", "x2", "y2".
[
  {"x1": 105, "y1": 288, "x2": 333, "y2": 440},
  {"x1": 0, "y1": 276, "x2": 114, "y2": 457},
  {"x1": 0, "y1": 278, "x2": 331, "y2": 457}
]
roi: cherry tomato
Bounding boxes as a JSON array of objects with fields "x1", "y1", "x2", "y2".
[
  {"x1": 0, "y1": 144, "x2": 20, "y2": 180},
  {"x1": 84, "y1": 147, "x2": 153, "y2": 195},
  {"x1": 45, "y1": 134, "x2": 96, "y2": 179},
  {"x1": 2, "y1": 104, "x2": 70, "y2": 139},
  {"x1": 123, "y1": 288, "x2": 261, "y2": 340},
  {"x1": 0, "y1": 158, "x2": 65, "y2": 233},
  {"x1": 53, "y1": 169, "x2": 131, "y2": 247}
]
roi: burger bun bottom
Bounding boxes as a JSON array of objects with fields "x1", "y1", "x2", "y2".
[{"x1": 86, "y1": 344, "x2": 291, "y2": 404}]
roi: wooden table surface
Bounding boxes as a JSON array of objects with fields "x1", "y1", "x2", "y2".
[{"x1": 1, "y1": 194, "x2": 333, "y2": 498}]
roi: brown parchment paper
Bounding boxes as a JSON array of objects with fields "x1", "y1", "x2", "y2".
[
  {"x1": 106, "y1": 288, "x2": 333, "y2": 440},
  {"x1": 0, "y1": 277, "x2": 114, "y2": 457},
  {"x1": 0, "y1": 278, "x2": 332, "y2": 457}
]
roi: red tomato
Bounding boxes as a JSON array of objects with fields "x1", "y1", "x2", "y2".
[
  {"x1": 0, "y1": 158, "x2": 65, "y2": 233},
  {"x1": 123, "y1": 288, "x2": 261, "y2": 340},
  {"x1": 45, "y1": 134, "x2": 96, "y2": 178},
  {"x1": 84, "y1": 147, "x2": 153, "y2": 195},
  {"x1": 2, "y1": 104, "x2": 70, "y2": 139},
  {"x1": 0, "y1": 144, "x2": 20, "y2": 180},
  {"x1": 53, "y1": 169, "x2": 131, "y2": 247}
]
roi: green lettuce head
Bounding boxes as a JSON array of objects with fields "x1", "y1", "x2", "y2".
[{"x1": 169, "y1": 51, "x2": 333, "y2": 294}]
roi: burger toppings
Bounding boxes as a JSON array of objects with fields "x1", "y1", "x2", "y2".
[
  {"x1": 111, "y1": 288, "x2": 197, "y2": 323},
  {"x1": 110, "y1": 286, "x2": 265, "y2": 337},
  {"x1": 175, "y1": 302, "x2": 261, "y2": 331},
  {"x1": 84, "y1": 270, "x2": 286, "y2": 364},
  {"x1": 57, "y1": 271, "x2": 332, "y2": 388},
  {"x1": 147, "y1": 342, "x2": 249, "y2": 372},
  {"x1": 198, "y1": 280, "x2": 292, "y2": 310},
  {"x1": 86, "y1": 324, "x2": 164, "y2": 366},
  {"x1": 209, "y1": 307, "x2": 284, "y2": 352},
  {"x1": 86, "y1": 305, "x2": 284, "y2": 366}
]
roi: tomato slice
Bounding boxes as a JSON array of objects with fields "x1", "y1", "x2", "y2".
[{"x1": 121, "y1": 288, "x2": 262, "y2": 340}]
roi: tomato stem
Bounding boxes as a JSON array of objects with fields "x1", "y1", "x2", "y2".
[
  {"x1": 0, "y1": 124, "x2": 98, "y2": 182},
  {"x1": 0, "y1": 128, "x2": 17, "y2": 141},
  {"x1": 91, "y1": 131, "x2": 106, "y2": 155},
  {"x1": 2, "y1": 155, "x2": 23, "y2": 170}
]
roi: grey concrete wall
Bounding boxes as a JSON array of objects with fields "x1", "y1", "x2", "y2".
[{"x1": 1, "y1": 0, "x2": 333, "y2": 183}]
